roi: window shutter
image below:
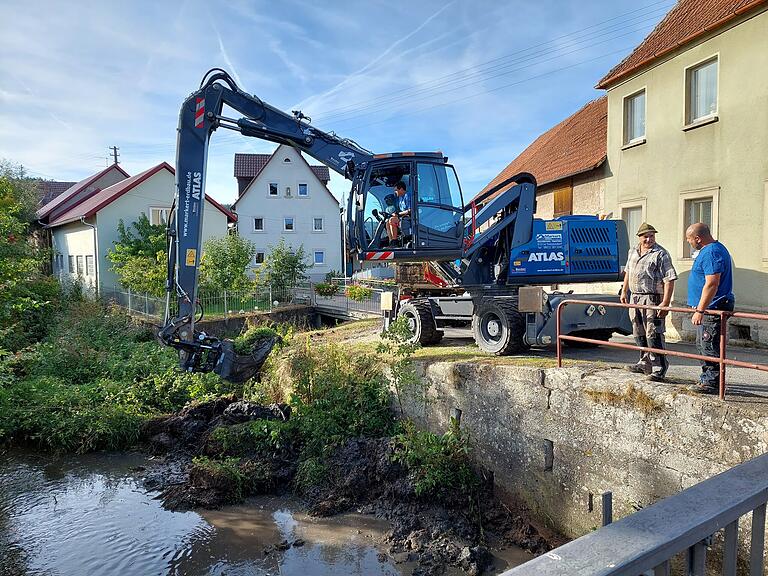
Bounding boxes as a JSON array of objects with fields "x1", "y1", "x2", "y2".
[{"x1": 553, "y1": 179, "x2": 573, "y2": 217}]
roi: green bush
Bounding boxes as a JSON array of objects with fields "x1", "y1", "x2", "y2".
[
  {"x1": 0, "y1": 301, "x2": 240, "y2": 452},
  {"x1": 266, "y1": 342, "x2": 395, "y2": 459},
  {"x1": 313, "y1": 282, "x2": 339, "y2": 297},
  {"x1": 345, "y1": 285, "x2": 373, "y2": 302},
  {"x1": 392, "y1": 419, "x2": 477, "y2": 498}
]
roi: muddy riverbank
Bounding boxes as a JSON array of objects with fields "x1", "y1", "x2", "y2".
[
  {"x1": 0, "y1": 449, "x2": 534, "y2": 575},
  {"x1": 138, "y1": 396, "x2": 560, "y2": 575}
]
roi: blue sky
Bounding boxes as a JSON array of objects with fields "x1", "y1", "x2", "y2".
[{"x1": 0, "y1": 0, "x2": 670, "y2": 206}]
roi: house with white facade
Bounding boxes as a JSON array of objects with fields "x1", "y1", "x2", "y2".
[
  {"x1": 233, "y1": 145, "x2": 342, "y2": 281},
  {"x1": 41, "y1": 162, "x2": 235, "y2": 291}
]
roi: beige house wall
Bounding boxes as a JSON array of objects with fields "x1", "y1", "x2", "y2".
[
  {"x1": 603, "y1": 8, "x2": 768, "y2": 319},
  {"x1": 96, "y1": 168, "x2": 229, "y2": 290},
  {"x1": 533, "y1": 166, "x2": 607, "y2": 220},
  {"x1": 51, "y1": 221, "x2": 98, "y2": 289}
]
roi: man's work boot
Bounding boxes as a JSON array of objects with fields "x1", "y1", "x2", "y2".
[
  {"x1": 625, "y1": 364, "x2": 649, "y2": 374},
  {"x1": 647, "y1": 334, "x2": 668, "y2": 382},
  {"x1": 625, "y1": 336, "x2": 650, "y2": 374}
]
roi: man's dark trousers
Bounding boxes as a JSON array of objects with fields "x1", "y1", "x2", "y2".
[{"x1": 696, "y1": 298, "x2": 735, "y2": 388}]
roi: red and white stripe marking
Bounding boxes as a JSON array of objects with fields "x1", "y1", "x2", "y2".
[
  {"x1": 195, "y1": 98, "x2": 205, "y2": 128},
  {"x1": 365, "y1": 251, "x2": 394, "y2": 260}
]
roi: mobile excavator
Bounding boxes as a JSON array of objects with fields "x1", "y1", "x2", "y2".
[{"x1": 159, "y1": 69, "x2": 631, "y2": 381}]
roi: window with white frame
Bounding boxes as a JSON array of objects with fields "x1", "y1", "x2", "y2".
[
  {"x1": 314, "y1": 251, "x2": 325, "y2": 265},
  {"x1": 68, "y1": 255, "x2": 75, "y2": 273},
  {"x1": 623, "y1": 89, "x2": 646, "y2": 145},
  {"x1": 298, "y1": 183, "x2": 309, "y2": 197},
  {"x1": 313, "y1": 217, "x2": 324, "y2": 231},
  {"x1": 686, "y1": 57, "x2": 718, "y2": 124},
  {"x1": 269, "y1": 183, "x2": 279, "y2": 196},
  {"x1": 254, "y1": 252, "x2": 265, "y2": 265},
  {"x1": 621, "y1": 205, "x2": 643, "y2": 238},
  {"x1": 150, "y1": 207, "x2": 170, "y2": 226},
  {"x1": 679, "y1": 187, "x2": 719, "y2": 259},
  {"x1": 85, "y1": 255, "x2": 95, "y2": 276},
  {"x1": 253, "y1": 217, "x2": 264, "y2": 231},
  {"x1": 76, "y1": 255, "x2": 84, "y2": 275},
  {"x1": 284, "y1": 217, "x2": 294, "y2": 231}
]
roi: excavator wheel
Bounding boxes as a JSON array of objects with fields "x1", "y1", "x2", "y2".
[
  {"x1": 471, "y1": 298, "x2": 529, "y2": 355},
  {"x1": 398, "y1": 300, "x2": 443, "y2": 346}
]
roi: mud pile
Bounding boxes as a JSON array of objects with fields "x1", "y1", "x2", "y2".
[{"x1": 140, "y1": 398, "x2": 558, "y2": 575}]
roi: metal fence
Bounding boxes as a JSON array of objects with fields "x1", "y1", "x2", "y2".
[
  {"x1": 310, "y1": 279, "x2": 385, "y2": 318},
  {"x1": 556, "y1": 300, "x2": 768, "y2": 400},
  {"x1": 103, "y1": 282, "x2": 384, "y2": 321},
  {"x1": 502, "y1": 451, "x2": 768, "y2": 576}
]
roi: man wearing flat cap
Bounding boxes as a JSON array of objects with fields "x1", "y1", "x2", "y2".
[{"x1": 620, "y1": 222, "x2": 677, "y2": 381}]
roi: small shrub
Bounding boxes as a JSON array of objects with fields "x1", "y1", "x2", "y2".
[
  {"x1": 324, "y1": 270, "x2": 343, "y2": 283},
  {"x1": 345, "y1": 285, "x2": 373, "y2": 302},
  {"x1": 314, "y1": 282, "x2": 339, "y2": 297},
  {"x1": 393, "y1": 419, "x2": 477, "y2": 498}
]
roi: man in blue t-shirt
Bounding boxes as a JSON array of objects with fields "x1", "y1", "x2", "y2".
[
  {"x1": 386, "y1": 180, "x2": 411, "y2": 244},
  {"x1": 685, "y1": 222, "x2": 735, "y2": 394}
]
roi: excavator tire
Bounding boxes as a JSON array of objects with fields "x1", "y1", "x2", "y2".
[
  {"x1": 472, "y1": 298, "x2": 529, "y2": 355},
  {"x1": 398, "y1": 300, "x2": 443, "y2": 346}
]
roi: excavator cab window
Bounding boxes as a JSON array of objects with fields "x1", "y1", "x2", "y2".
[
  {"x1": 415, "y1": 162, "x2": 464, "y2": 250},
  {"x1": 361, "y1": 162, "x2": 412, "y2": 250}
]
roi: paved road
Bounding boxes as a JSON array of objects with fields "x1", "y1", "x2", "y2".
[{"x1": 439, "y1": 328, "x2": 768, "y2": 405}]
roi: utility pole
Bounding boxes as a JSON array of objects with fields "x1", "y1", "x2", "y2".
[{"x1": 109, "y1": 146, "x2": 120, "y2": 165}]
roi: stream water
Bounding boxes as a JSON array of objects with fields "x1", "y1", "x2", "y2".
[{"x1": 0, "y1": 449, "x2": 532, "y2": 575}]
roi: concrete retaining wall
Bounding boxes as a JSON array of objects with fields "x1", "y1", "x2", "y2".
[{"x1": 404, "y1": 361, "x2": 768, "y2": 538}]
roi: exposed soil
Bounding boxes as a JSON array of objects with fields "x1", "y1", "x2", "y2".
[{"x1": 140, "y1": 397, "x2": 562, "y2": 575}]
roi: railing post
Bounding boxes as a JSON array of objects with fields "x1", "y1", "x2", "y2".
[
  {"x1": 128, "y1": 287, "x2": 132, "y2": 313},
  {"x1": 602, "y1": 492, "x2": 613, "y2": 526},
  {"x1": 269, "y1": 285, "x2": 273, "y2": 312},
  {"x1": 687, "y1": 540, "x2": 707, "y2": 575},
  {"x1": 723, "y1": 520, "x2": 738, "y2": 576},
  {"x1": 224, "y1": 290, "x2": 228, "y2": 319},
  {"x1": 144, "y1": 292, "x2": 148, "y2": 316},
  {"x1": 750, "y1": 502, "x2": 766, "y2": 576},
  {"x1": 556, "y1": 302, "x2": 563, "y2": 368}
]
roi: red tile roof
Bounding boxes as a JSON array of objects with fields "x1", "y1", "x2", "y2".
[
  {"x1": 234, "y1": 152, "x2": 331, "y2": 183},
  {"x1": 476, "y1": 97, "x2": 607, "y2": 202},
  {"x1": 48, "y1": 162, "x2": 236, "y2": 227},
  {"x1": 36, "y1": 164, "x2": 130, "y2": 220},
  {"x1": 597, "y1": 0, "x2": 768, "y2": 89},
  {"x1": 37, "y1": 181, "x2": 77, "y2": 205}
]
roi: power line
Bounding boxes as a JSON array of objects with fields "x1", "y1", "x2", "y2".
[
  {"x1": 315, "y1": 21, "x2": 658, "y2": 126},
  {"x1": 345, "y1": 44, "x2": 636, "y2": 133},
  {"x1": 313, "y1": 1, "x2": 671, "y2": 121}
]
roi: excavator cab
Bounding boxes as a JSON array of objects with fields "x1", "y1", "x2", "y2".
[{"x1": 351, "y1": 154, "x2": 466, "y2": 263}]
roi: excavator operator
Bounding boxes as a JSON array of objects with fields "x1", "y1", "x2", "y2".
[{"x1": 386, "y1": 180, "x2": 411, "y2": 244}]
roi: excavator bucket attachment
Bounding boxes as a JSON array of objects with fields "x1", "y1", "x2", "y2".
[{"x1": 214, "y1": 336, "x2": 278, "y2": 383}]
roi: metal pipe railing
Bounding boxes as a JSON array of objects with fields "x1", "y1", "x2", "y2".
[
  {"x1": 502, "y1": 452, "x2": 768, "y2": 576},
  {"x1": 555, "y1": 300, "x2": 768, "y2": 400}
]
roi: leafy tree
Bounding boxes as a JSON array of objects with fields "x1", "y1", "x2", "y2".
[
  {"x1": 0, "y1": 162, "x2": 59, "y2": 351},
  {"x1": 199, "y1": 234, "x2": 257, "y2": 292},
  {"x1": 107, "y1": 214, "x2": 166, "y2": 296},
  {"x1": 255, "y1": 238, "x2": 309, "y2": 290}
]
